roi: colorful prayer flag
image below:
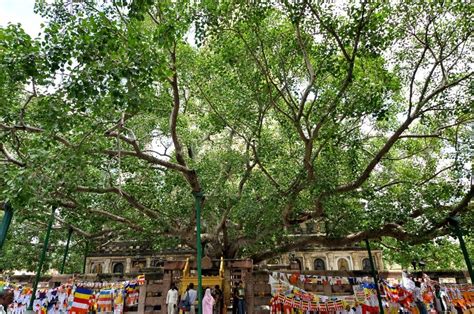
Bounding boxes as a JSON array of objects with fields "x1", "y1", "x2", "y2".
[
  {"x1": 137, "y1": 275, "x2": 145, "y2": 286},
  {"x1": 71, "y1": 287, "x2": 92, "y2": 313},
  {"x1": 97, "y1": 289, "x2": 113, "y2": 312}
]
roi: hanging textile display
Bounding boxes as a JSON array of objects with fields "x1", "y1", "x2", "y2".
[
  {"x1": 124, "y1": 282, "x2": 139, "y2": 308},
  {"x1": 0, "y1": 275, "x2": 144, "y2": 314},
  {"x1": 381, "y1": 278, "x2": 474, "y2": 314},
  {"x1": 113, "y1": 288, "x2": 125, "y2": 314},
  {"x1": 268, "y1": 272, "x2": 474, "y2": 314},
  {"x1": 97, "y1": 289, "x2": 113, "y2": 312},
  {"x1": 70, "y1": 287, "x2": 92, "y2": 314},
  {"x1": 269, "y1": 283, "x2": 369, "y2": 314}
]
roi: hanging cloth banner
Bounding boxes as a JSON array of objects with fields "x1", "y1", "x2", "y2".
[{"x1": 1, "y1": 275, "x2": 144, "y2": 314}]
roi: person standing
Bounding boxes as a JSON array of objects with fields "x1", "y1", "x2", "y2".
[
  {"x1": 167, "y1": 285, "x2": 179, "y2": 314},
  {"x1": 232, "y1": 282, "x2": 239, "y2": 314},
  {"x1": 212, "y1": 285, "x2": 223, "y2": 314},
  {"x1": 187, "y1": 283, "x2": 198, "y2": 314},
  {"x1": 414, "y1": 281, "x2": 427, "y2": 314},
  {"x1": 433, "y1": 285, "x2": 447, "y2": 314},
  {"x1": 203, "y1": 288, "x2": 215, "y2": 314},
  {"x1": 235, "y1": 282, "x2": 245, "y2": 314},
  {"x1": 232, "y1": 281, "x2": 246, "y2": 314}
]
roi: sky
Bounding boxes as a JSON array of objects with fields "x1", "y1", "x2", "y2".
[{"x1": 0, "y1": 0, "x2": 43, "y2": 36}]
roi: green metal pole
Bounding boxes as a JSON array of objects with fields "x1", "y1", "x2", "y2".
[
  {"x1": 0, "y1": 202, "x2": 14, "y2": 252},
  {"x1": 60, "y1": 227, "x2": 73, "y2": 274},
  {"x1": 448, "y1": 217, "x2": 473, "y2": 283},
  {"x1": 365, "y1": 239, "x2": 384, "y2": 314},
  {"x1": 456, "y1": 232, "x2": 473, "y2": 283},
  {"x1": 28, "y1": 206, "x2": 55, "y2": 310},
  {"x1": 193, "y1": 191, "x2": 204, "y2": 314},
  {"x1": 83, "y1": 241, "x2": 89, "y2": 274}
]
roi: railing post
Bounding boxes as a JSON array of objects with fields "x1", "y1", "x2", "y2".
[
  {"x1": 364, "y1": 239, "x2": 384, "y2": 314},
  {"x1": 193, "y1": 191, "x2": 204, "y2": 314},
  {"x1": 0, "y1": 202, "x2": 14, "y2": 252},
  {"x1": 448, "y1": 216, "x2": 473, "y2": 283},
  {"x1": 28, "y1": 206, "x2": 55, "y2": 310},
  {"x1": 83, "y1": 241, "x2": 89, "y2": 274},
  {"x1": 60, "y1": 227, "x2": 73, "y2": 274}
]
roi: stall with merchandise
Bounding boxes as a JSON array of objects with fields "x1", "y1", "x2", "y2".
[{"x1": 268, "y1": 272, "x2": 474, "y2": 314}]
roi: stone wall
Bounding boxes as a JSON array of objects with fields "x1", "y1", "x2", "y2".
[{"x1": 278, "y1": 249, "x2": 385, "y2": 271}]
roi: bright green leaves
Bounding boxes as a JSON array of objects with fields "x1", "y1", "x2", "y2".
[
  {"x1": 346, "y1": 56, "x2": 401, "y2": 120},
  {"x1": 0, "y1": 25, "x2": 43, "y2": 120},
  {"x1": 0, "y1": 25, "x2": 40, "y2": 83},
  {"x1": 382, "y1": 236, "x2": 474, "y2": 271},
  {"x1": 0, "y1": 1, "x2": 472, "y2": 269}
]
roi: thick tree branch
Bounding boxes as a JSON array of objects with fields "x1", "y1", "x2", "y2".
[
  {"x1": 408, "y1": 44, "x2": 428, "y2": 115},
  {"x1": 90, "y1": 208, "x2": 145, "y2": 231},
  {"x1": 250, "y1": 143, "x2": 283, "y2": 192},
  {"x1": 306, "y1": 2, "x2": 351, "y2": 62},
  {"x1": 76, "y1": 185, "x2": 160, "y2": 219},
  {"x1": 334, "y1": 72, "x2": 472, "y2": 195},
  {"x1": 0, "y1": 123, "x2": 72, "y2": 147},
  {"x1": 295, "y1": 22, "x2": 315, "y2": 120},
  {"x1": 169, "y1": 45, "x2": 188, "y2": 168},
  {"x1": 103, "y1": 148, "x2": 189, "y2": 173},
  {"x1": 416, "y1": 72, "x2": 473, "y2": 114},
  {"x1": 0, "y1": 143, "x2": 25, "y2": 167},
  {"x1": 334, "y1": 117, "x2": 414, "y2": 194},
  {"x1": 58, "y1": 195, "x2": 146, "y2": 232},
  {"x1": 251, "y1": 223, "x2": 406, "y2": 263}
]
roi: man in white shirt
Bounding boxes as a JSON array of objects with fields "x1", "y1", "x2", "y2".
[{"x1": 166, "y1": 285, "x2": 179, "y2": 314}]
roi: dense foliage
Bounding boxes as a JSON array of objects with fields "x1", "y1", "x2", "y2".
[{"x1": 0, "y1": 0, "x2": 472, "y2": 271}]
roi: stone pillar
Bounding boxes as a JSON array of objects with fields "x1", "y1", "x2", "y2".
[
  {"x1": 348, "y1": 255, "x2": 354, "y2": 270},
  {"x1": 328, "y1": 253, "x2": 336, "y2": 270},
  {"x1": 145, "y1": 279, "x2": 163, "y2": 314},
  {"x1": 305, "y1": 256, "x2": 312, "y2": 271},
  {"x1": 146, "y1": 257, "x2": 152, "y2": 268},
  {"x1": 138, "y1": 284, "x2": 147, "y2": 314},
  {"x1": 299, "y1": 254, "x2": 306, "y2": 271},
  {"x1": 376, "y1": 252, "x2": 383, "y2": 270},
  {"x1": 125, "y1": 258, "x2": 132, "y2": 273},
  {"x1": 84, "y1": 258, "x2": 90, "y2": 274},
  {"x1": 161, "y1": 272, "x2": 172, "y2": 314},
  {"x1": 244, "y1": 270, "x2": 254, "y2": 314},
  {"x1": 103, "y1": 259, "x2": 111, "y2": 274}
]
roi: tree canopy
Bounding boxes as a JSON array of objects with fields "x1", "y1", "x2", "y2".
[{"x1": 0, "y1": 0, "x2": 472, "y2": 271}]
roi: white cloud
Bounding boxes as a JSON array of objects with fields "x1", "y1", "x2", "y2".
[{"x1": 0, "y1": 0, "x2": 44, "y2": 37}]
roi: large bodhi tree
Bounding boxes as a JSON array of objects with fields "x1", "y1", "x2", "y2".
[{"x1": 0, "y1": 0, "x2": 472, "y2": 270}]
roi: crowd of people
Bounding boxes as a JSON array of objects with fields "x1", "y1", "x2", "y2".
[{"x1": 167, "y1": 282, "x2": 246, "y2": 314}]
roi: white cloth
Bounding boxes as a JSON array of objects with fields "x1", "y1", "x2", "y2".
[
  {"x1": 401, "y1": 272, "x2": 415, "y2": 290},
  {"x1": 167, "y1": 289, "x2": 178, "y2": 314},
  {"x1": 166, "y1": 289, "x2": 178, "y2": 305}
]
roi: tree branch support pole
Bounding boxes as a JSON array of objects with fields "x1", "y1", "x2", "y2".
[
  {"x1": 193, "y1": 191, "x2": 204, "y2": 314},
  {"x1": 83, "y1": 241, "x2": 89, "y2": 274},
  {"x1": 448, "y1": 216, "x2": 473, "y2": 283},
  {"x1": 60, "y1": 227, "x2": 73, "y2": 274},
  {"x1": 364, "y1": 239, "x2": 384, "y2": 314},
  {"x1": 0, "y1": 202, "x2": 14, "y2": 252},
  {"x1": 28, "y1": 206, "x2": 55, "y2": 311}
]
